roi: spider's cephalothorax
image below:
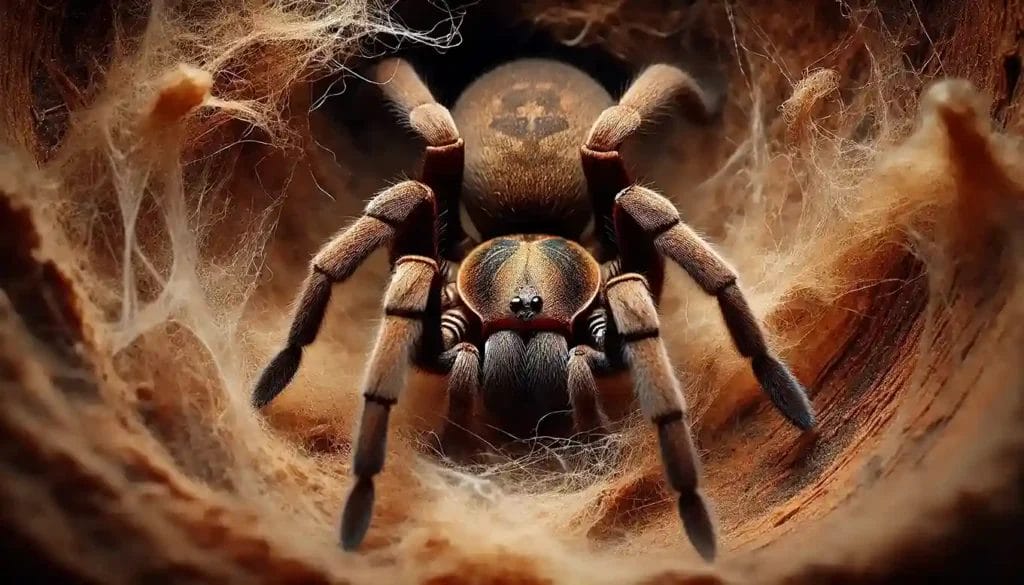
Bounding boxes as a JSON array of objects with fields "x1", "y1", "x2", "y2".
[
  {"x1": 457, "y1": 234, "x2": 601, "y2": 436},
  {"x1": 250, "y1": 57, "x2": 816, "y2": 561}
]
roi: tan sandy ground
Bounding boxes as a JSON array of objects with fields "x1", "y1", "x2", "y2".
[{"x1": 1, "y1": 1, "x2": 1022, "y2": 583}]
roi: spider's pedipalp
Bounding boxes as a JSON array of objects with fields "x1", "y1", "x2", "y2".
[
  {"x1": 604, "y1": 273, "x2": 717, "y2": 560},
  {"x1": 613, "y1": 185, "x2": 816, "y2": 431},
  {"x1": 438, "y1": 341, "x2": 480, "y2": 453},
  {"x1": 566, "y1": 344, "x2": 610, "y2": 436}
]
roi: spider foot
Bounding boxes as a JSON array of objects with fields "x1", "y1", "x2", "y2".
[
  {"x1": 752, "y1": 354, "x2": 816, "y2": 431},
  {"x1": 340, "y1": 477, "x2": 375, "y2": 551},
  {"x1": 678, "y1": 490, "x2": 717, "y2": 562},
  {"x1": 251, "y1": 345, "x2": 302, "y2": 409}
]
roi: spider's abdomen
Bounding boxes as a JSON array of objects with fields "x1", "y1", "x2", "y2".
[
  {"x1": 457, "y1": 235, "x2": 601, "y2": 336},
  {"x1": 453, "y1": 59, "x2": 613, "y2": 240}
]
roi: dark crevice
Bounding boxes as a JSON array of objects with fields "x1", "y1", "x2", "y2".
[
  {"x1": 364, "y1": 2, "x2": 634, "y2": 106},
  {"x1": 324, "y1": 10, "x2": 634, "y2": 148},
  {"x1": 315, "y1": 4, "x2": 639, "y2": 209},
  {"x1": 1006, "y1": 55, "x2": 1021, "y2": 98},
  {"x1": 997, "y1": 53, "x2": 1022, "y2": 125}
]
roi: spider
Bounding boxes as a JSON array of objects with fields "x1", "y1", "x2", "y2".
[{"x1": 250, "y1": 57, "x2": 815, "y2": 561}]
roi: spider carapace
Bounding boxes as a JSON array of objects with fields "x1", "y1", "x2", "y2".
[{"x1": 251, "y1": 58, "x2": 816, "y2": 561}]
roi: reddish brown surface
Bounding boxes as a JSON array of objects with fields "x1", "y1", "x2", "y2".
[{"x1": 1, "y1": 1, "x2": 1023, "y2": 584}]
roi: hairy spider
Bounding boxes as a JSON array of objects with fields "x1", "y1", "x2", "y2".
[{"x1": 250, "y1": 57, "x2": 815, "y2": 561}]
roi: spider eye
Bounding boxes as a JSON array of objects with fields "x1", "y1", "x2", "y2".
[
  {"x1": 529, "y1": 296, "x2": 543, "y2": 311},
  {"x1": 509, "y1": 297, "x2": 525, "y2": 312}
]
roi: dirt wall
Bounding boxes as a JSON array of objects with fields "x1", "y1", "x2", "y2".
[{"x1": 1, "y1": 1, "x2": 1022, "y2": 583}]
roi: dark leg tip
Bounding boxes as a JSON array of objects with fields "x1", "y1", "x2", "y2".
[
  {"x1": 752, "y1": 354, "x2": 816, "y2": 431},
  {"x1": 251, "y1": 345, "x2": 302, "y2": 409},
  {"x1": 439, "y1": 423, "x2": 475, "y2": 462},
  {"x1": 340, "y1": 477, "x2": 375, "y2": 551},
  {"x1": 678, "y1": 491, "x2": 717, "y2": 562}
]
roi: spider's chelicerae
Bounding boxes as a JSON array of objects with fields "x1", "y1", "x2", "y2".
[{"x1": 251, "y1": 57, "x2": 816, "y2": 560}]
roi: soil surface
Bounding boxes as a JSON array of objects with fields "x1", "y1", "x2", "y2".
[{"x1": 1, "y1": 1, "x2": 1022, "y2": 583}]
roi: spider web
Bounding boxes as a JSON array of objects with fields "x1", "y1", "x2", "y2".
[{"x1": 3, "y1": 0, "x2": 1023, "y2": 582}]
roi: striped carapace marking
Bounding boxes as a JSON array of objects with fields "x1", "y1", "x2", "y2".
[{"x1": 457, "y1": 234, "x2": 601, "y2": 336}]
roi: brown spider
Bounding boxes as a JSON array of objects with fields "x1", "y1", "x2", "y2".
[{"x1": 251, "y1": 57, "x2": 815, "y2": 561}]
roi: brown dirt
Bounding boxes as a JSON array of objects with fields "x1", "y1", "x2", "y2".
[{"x1": 1, "y1": 1, "x2": 1023, "y2": 583}]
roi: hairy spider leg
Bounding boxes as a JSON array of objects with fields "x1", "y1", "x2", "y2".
[
  {"x1": 577, "y1": 62, "x2": 813, "y2": 560},
  {"x1": 582, "y1": 63, "x2": 721, "y2": 272},
  {"x1": 565, "y1": 342, "x2": 611, "y2": 436},
  {"x1": 605, "y1": 273, "x2": 717, "y2": 561},
  {"x1": 436, "y1": 339, "x2": 480, "y2": 453},
  {"x1": 256, "y1": 58, "x2": 479, "y2": 552},
  {"x1": 341, "y1": 255, "x2": 441, "y2": 550},
  {"x1": 371, "y1": 58, "x2": 466, "y2": 259},
  {"x1": 613, "y1": 185, "x2": 815, "y2": 431},
  {"x1": 253, "y1": 56, "x2": 469, "y2": 410},
  {"x1": 250, "y1": 180, "x2": 439, "y2": 409},
  {"x1": 579, "y1": 61, "x2": 814, "y2": 431},
  {"x1": 255, "y1": 56, "x2": 817, "y2": 559}
]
